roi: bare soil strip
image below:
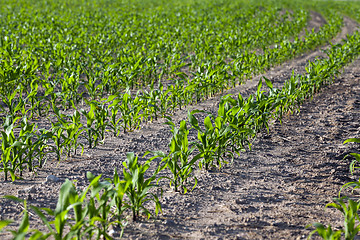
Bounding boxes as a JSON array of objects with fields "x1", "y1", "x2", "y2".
[{"x1": 0, "y1": 13, "x2": 359, "y2": 240}]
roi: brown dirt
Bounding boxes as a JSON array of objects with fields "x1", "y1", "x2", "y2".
[{"x1": 0, "y1": 14, "x2": 360, "y2": 240}]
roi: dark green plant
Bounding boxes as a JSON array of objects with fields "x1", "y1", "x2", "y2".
[
  {"x1": 118, "y1": 93, "x2": 143, "y2": 133},
  {"x1": 307, "y1": 222, "x2": 342, "y2": 240},
  {"x1": 91, "y1": 99, "x2": 109, "y2": 143},
  {"x1": 63, "y1": 110, "x2": 85, "y2": 157}
]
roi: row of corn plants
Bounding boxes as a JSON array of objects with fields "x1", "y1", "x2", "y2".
[
  {"x1": 0, "y1": 152, "x2": 162, "y2": 239},
  {"x1": 152, "y1": 30, "x2": 360, "y2": 193},
  {"x1": 0, "y1": 0, "x2": 308, "y2": 104},
  {"x1": 0, "y1": 1, "x2": 359, "y2": 239},
  {"x1": 303, "y1": 2, "x2": 360, "y2": 238},
  {"x1": 0, "y1": 1, "x2": 342, "y2": 127},
  {"x1": 0, "y1": 8, "x2": 343, "y2": 181},
  {"x1": 2, "y1": 23, "x2": 360, "y2": 239}
]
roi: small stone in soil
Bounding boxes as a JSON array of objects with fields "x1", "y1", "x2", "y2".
[
  {"x1": 45, "y1": 175, "x2": 60, "y2": 183},
  {"x1": 138, "y1": 223, "x2": 150, "y2": 229},
  {"x1": 17, "y1": 186, "x2": 36, "y2": 195},
  {"x1": 163, "y1": 219, "x2": 176, "y2": 226}
]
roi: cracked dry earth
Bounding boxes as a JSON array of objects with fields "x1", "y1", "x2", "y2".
[{"x1": 0, "y1": 13, "x2": 360, "y2": 240}]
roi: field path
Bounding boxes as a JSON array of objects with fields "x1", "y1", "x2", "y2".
[{"x1": 0, "y1": 12, "x2": 359, "y2": 240}]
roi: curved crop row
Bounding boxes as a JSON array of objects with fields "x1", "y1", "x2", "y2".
[
  {"x1": 0, "y1": 1, "x2": 307, "y2": 98},
  {"x1": 1, "y1": 12, "x2": 360, "y2": 240},
  {"x1": 0, "y1": 5, "x2": 344, "y2": 181}
]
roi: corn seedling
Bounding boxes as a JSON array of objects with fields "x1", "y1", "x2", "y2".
[
  {"x1": 308, "y1": 138, "x2": 360, "y2": 240},
  {"x1": 153, "y1": 120, "x2": 200, "y2": 193},
  {"x1": 91, "y1": 99, "x2": 110, "y2": 143},
  {"x1": 343, "y1": 138, "x2": 360, "y2": 174},
  {"x1": 122, "y1": 152, "x2": 162, "y2": 221},
  {"x1": 107, "y1": 96, "x2": 123, "y2": 137},
  {"x1": 81, "y1": 103, "x2": 99, "y2": 149},
  {"x1": 188, "y1": 110, "x2": 236, "y2": 171}
]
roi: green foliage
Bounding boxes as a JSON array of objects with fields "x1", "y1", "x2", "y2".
[
  {"x1": 188, "y1": 110, "x2": 237, "y2": 171},
  {"x1": 122, "y1": 152, "x2": 162, "y2": 221},
  {"x1": 2, "y1": 157, "x2": 162, "y2": 239},
  {"x1": 153, "y1": 120, "x2": 200, "y2": 193},
  {"x1": 118, "y1": 93, "x2": 142, "y2": 133},
  {"x1": 307, "y1": 197, "x2": 360, "y2": 240},
  {"x1": 81, "y1": 103, "x2": 99, "y2": 149},
  {"x1": 307, "y1": 223, "x2": 342, "y2": 240},
  {"x1": 1, "y1": 0, "x2": 360, "y2": 237},
  {"x1": 343, "y1": 138, "x2": 360, "y2": 174},
  {"x1": 0, "y1": 115, "x2": 50, "y2": 181},
  {"x1": 107, "y1": 95, "x2": 122, "y2": 136},
  {"x1": 49, "y1": 104, "x2": 84, "y2": 160}
]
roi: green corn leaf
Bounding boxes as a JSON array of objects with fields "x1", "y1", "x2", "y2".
[
  {"x1": 4, "y1": 195, "x2": 25, "y2": 204},
  {"x1": 263, "y1": 76, "x2": 273, "y2": 89},
  {"x1": 257, "y1": 77, "x2": 263, "y2": 95},
  {"x1": 54, "y1": 180, "x2": 76, "y2": 216},
  {"x1": 12, "y1": 232, "x2": 27, "y2": 240},
  {"x1": 204, "y1": 116, "x2": 213, "y2": 130},
  {"x1": 187, "y1": 112, "x2": 199, "y2": 130},
  {"x1": 29, "y1": 205, "x2": 54, "y2": 234},
  {"x1": 344, "y1": 138, "x2": 360, "y2": 144},
  {"x1": 17, "y1": 209, "x2": 29, "y2": 235},
  {"x1": 0, "y1": 219, "x2": 13, "y2": 230}
]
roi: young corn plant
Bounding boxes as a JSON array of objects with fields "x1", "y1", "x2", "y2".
[
  {"x1": 0, "y1": 115, "x2": 27, "y2": 181},
  {"x1": 118, "y1": 93, "x2": 142, "y2": 133},
  {"x1": 91, "y1": 99, "x2": 110, "y2": 143},
  {"x1": 4, "y1": 174, "x2": 126, "y2": 240},
  {"x1": 140, "y1": 87, "x2": 160, "y2": 123},
  {"x1": 62, "y1": 71, "x2": 83, "y2": 106},
  {"x1": 49, "y1": 104, "x2": 72, "y2": 161},
  {"x1": 106, "y1": 168, "x2": 130, "y2": 231},
  {"x1": 17, "y1": 117, "x2": 50, "y2": 174},
  {"x1": 48, "y1": 122, "x2": 67, "y2": 162},
  {"x1": 32, "y1": 129, "x2": 52, "y2": 169},
  {"x1": 154, "y1": 120, "x2": 200, "y2": 194},
  {"x1": 122, "y1": 152, "x2": 162, "y2": 221},
  {"x1": 63, "y1": 110, "x2": 85, "y2": 157},
  {"x1": 219, "y1": 95, "x2": 256, "y2": 151},
  {"x1": 307, "y1": 222, "x2": 343, "y2": 240},
  {"x1": 188, "y1": 110, "x2": 236, "y2": 171},
  {"x1": 308, "y1": 138, "x2": 360, "y2": 240},
  {"x1": 107, "y1": 95, "x2": 122, "y2": 137},
  {"x1": 86, "y1": 171, "x2": 125, "y2": 239},
  {"x1": 7, "y1": 117, "x2": 32, "y2": 178},
  {"x1": 83, "y1": 67, "x2": 102, "y2": 101},
  {"x1": 343, "y1": 138, "x2": 360, "y2": 174},
  {"x1": 33, "y1": 179, "x2": 98, "y2": 239},
  {"x1": 2, "y1": 196, "x2": 50, "y2": 239},
  {"x1": 307, "y1": 197, "x2": 360, "y2": 240},
  {"x1": 26, "y1": 80, "x2": 42, "y2": 119},
  {"x1": 338, "y1": 138, "x2": 360, "y2": 196},
  {"x1": 157, "y1": 83, "x2": 172, "y2": 118},
  {"x1": 0, "y1": 87, "x2": 26, "y2": 117},
  {"x1": 81, "y1": 103, "x2": 99, "y2": 149}
]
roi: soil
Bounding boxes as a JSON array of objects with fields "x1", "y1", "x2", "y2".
[{"x1": 0, "y1": 13, "x2": 359, "y2": 240}]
